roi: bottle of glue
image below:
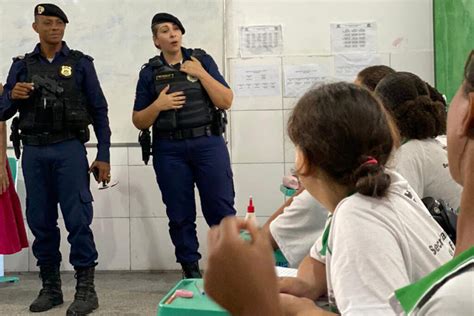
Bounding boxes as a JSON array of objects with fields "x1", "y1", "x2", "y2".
[{"x1": 244, "y1": 196, "x2": 258, "y2": 226}]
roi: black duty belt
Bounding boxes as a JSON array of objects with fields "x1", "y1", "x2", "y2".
[
  {"x1": 155, "y1": 125, "x2": 212, "y2": 140},
  {"x1": 20, "y1": 130, "x2": 78, "y2": 146}
]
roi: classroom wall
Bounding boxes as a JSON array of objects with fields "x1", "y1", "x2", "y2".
[{"x1": 3, "y1": 0, "x2": 434, "y2": 272}]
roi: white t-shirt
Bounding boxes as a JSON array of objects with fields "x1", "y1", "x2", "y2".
[
  {"x1": 270, "y1": 190, "x2": 327, "y2": 267},
  {"x1": 393, "y1": 138, "x2": 462, "y2": 210},
  {"x1": 417, "y1": 267, "x2": 474, "y2": 315},
  {"x1": 310, "y1": 170, "x2": 454, "y2": 315},
  {"x1": 390, "y1": 247, "x2": 474, "y2": 315}
]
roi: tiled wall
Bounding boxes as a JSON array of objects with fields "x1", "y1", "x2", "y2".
[{"x1": 4, "y1": 146, "x2": 278, "y2": 272}]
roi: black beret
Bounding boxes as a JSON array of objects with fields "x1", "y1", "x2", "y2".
[
  {"x1": 151, "y1": 13, "x2": 185, "y2": 34},
  {"x1": 34, "y1": 3, "x2": 68, "y2": 23}
]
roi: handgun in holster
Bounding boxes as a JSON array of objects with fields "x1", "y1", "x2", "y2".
[
  {"x1": 139, "y1": 129, "x2": 152, "y2": 165},
  {"x1": 10, "y1": 116, "x2": 21, "y2": 159},
  {"x1": 211, "y1": 108, "x2": 228, "y2": 136}
]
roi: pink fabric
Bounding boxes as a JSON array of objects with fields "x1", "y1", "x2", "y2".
[{"x1": 0, "y1": 159, "x2": 28, "y2": 254}]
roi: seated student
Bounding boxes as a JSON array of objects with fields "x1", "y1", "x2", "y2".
[
  {"x1": 262, "y1": 188, "x2": 328, "y2": 268},
  {"x1": 425, "y1": 82, "x2": 449, "y2": 148},
  {"x1": 204, "y1": 82, "x2": 453, "y2": 316},
  {"x1": 390, "y1": 50, "x2": 474, "y2": 316},
  {"x1": 355, "y1": 65, "x2": 395, "y2": 91},
  {"x1": 375, "y1": 72, "x2": 462, "y2": 210}
]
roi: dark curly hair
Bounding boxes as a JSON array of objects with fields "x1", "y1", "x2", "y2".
[
  {"x1": 425, "y1": 82, "x2": 447, "y2": 108},
  {"x1": 375, "y1": 72, "x2": 447, "y2": 140},
  {"x1": 356, "y1": 65, "x2": 396, "y2": 91},
  {"x1": 288, "y1": 82, "x2": 399, "y2": 198}
]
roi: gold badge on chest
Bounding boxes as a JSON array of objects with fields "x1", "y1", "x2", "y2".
[
  {"x1": 187, "y1": 74, "x2": 198, "y2": 83},
  {"x1": 59, "y1": 65, "x2": 73, "y2": 78}
]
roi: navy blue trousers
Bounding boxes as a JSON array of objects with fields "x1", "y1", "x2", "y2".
[
  {"x1": 153, "y1": 135, "x2": 236, "y2": 263},
  {"x1": 22, "y1": 139, "x2": 98, "y2": 268}
]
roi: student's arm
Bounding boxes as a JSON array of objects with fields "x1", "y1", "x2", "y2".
[
  {"x1": 181, "y1": 56, "x2": 233, "y2": 109},
  {"x1": 279, "y1": 255, "x2": 328, "y2": 300},
  {"x1": 279, "y1": 293, "x2": 337, "y2": 316},
  {"x1": 262, "y1": 188, "x2": 305, "y2": 250}
]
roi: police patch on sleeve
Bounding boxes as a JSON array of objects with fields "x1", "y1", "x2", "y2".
[{"x1": 59, "y1": 65, "x2": 73, "y2": 78}]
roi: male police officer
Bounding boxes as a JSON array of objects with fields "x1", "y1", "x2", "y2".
[
  {"x1": 133, "y1": 13, "x2": 236, "y2": 278},
  {"x1": 0, "y1": 4, "x2": 111, "y2": 315}
]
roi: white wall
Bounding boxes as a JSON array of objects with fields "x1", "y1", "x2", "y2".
[{"x1": 4, "y1": 0, "x2": 434, "y2": 272}]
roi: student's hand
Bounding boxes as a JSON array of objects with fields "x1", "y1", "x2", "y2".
[
  {"x1": 204, "y1": 216, "x2": 281, "y2": 316},
  {"x1": 89, "y1": 160, "x2": 111, "y2": 184},
  {"x1": 180, "y1": 57, "x2": 206, "y2": 80},
  {"x1": 279, "y1": 277, "x2": 318, "y2": 300},
  {"x1": 279, "y1": 293, "x2": 327, "y2": 316},
  {"x1": 0, "y1": 164, "x2": 10, "y2": 194},
  {"x1": 11, "y1": 82, "x2": 34, "y2": 100},
  {"x1": 153, "y1": 85, "x2": 185, "y2": 111}
]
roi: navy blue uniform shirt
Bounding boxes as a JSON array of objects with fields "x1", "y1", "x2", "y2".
[
  {"x1": 134, "y1": 47, "x2": 228, "y2": 112},
  {"x1": 0, "y1": 42, "x2": 111, "y2": 163}
]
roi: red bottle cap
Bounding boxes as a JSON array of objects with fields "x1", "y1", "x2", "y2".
[{"x1": 247, "y1": 196, "x2": 255, "y2": 213}]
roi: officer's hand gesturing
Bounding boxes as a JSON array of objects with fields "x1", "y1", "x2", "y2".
[
  {"x1": 181, "y1": 57, "x2": 205, "y2": 79},
  {"x1": 89, "y1": 160, "x2": 111, "y2": 184},
  {"x1": 11, "y1": 82, "x2": 34, "y2": 100},
  {"x1": 154, "y1": 85, "x2": 185, "y2": 111}
]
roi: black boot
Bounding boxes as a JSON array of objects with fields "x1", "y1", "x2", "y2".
[
  {"x1": 181, "y1": 262, "x2": 202, "y2": 279},
  {"x1": 29, "y1": 265, "x2": 63, "y2": 312},
  {"x1": 66, "y1": 267, "x2": 99, "y2": 316}
]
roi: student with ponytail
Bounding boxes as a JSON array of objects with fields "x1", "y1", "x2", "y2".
[
  {"x1": 375, "y1": 72, "x2": 462, "y2": 211},
  {"x1": 203, "y1": 83, "x2": 453, "y2": 316}
]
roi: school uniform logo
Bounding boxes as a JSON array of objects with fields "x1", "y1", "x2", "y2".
[{"x1": 59, "y1": 65, "x2": 73, "y2": 78}]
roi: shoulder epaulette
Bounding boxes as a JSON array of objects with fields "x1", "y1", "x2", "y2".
[
  {"x1": 68, "y1": 49, "x2": 91, "y2": 62},
  {"x1": 146, "y1": 56, "x2": 163, "y2": 68},
  {"x1": 191, "y1": 48, "x2": 207, "y2": 62},
  {"x1": 12, "y1": 55, "x2": 25, "y2": 62}
]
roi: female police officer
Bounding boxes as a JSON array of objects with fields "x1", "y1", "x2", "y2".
[{"x1": 132, "y1": 13, "x2": 236, "y2": 278}]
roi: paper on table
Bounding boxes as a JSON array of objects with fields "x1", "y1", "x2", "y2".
[{"x1": 275, "y1": 266, "x2": 297, "y2": 277}]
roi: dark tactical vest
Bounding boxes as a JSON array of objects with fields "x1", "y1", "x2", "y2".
[
  {"x1": 19, "y1": 50, "x2": 92, "y2": 134},
  {"x1": 150, "y1": 49, "x2": 214, "y2": 132}
]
